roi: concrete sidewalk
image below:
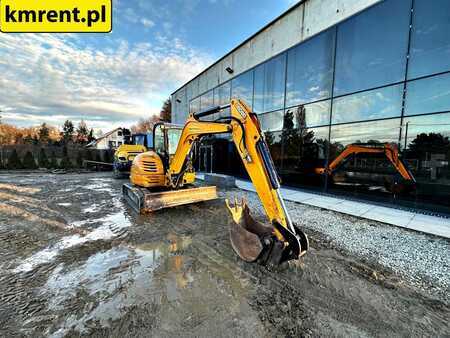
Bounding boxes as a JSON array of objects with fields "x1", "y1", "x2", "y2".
[{"x1": 197, "y1": 173, "x2": 450, "y2": 239}]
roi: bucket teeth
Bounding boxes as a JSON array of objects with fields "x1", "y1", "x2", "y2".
[{"x1": 226, "y1": 198, "x2": 272, "y2": 262}]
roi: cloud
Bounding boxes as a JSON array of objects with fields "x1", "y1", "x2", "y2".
[
  {"x1": 140, "y1": 18, "x2": 155, "y2": 28},
  {"x1": 0, "y1": 33, "x2": 213, "y2": 130}
]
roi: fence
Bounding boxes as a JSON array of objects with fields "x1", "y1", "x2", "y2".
[{"x1": 0, "y1": 144, "x2": 114, "y2": 169}]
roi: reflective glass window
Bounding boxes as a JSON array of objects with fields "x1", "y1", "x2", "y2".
[
  {"x1": 199, "y1": 90, "x2": 214, "y2": 121},
  {"x1": 330, "y1": 119, "x2": 401, "y2": 158},
  {"x1": 214, "y1": 82, "x2": 231, "y2": 106},
  {"x1": 332, "y1": 84, "x2": 403, "y2": 124},
  {"x1": 264, "y1": 54, "x2": 286, "y2": 112},
  {"x1": 253, "y1": 64, "x2": 265, "y2": 113},
  {"x1": 408, "y1": 0, "x2": 450, "y2": 79},
  {"x1": 200, "y1": 90, "x2": 214, "y2": 110},
  {"x1": 402, "y1": 113, "x2": 450, "y2": 212},
  {"x1": 280, "y1": 124, "x2": 329, "y2": 190},
  {"x1": 402, "y1": 113, "x2": 450, "y2": 152},
  {"x1": 405, "y1": 73, "x2": 450, "y2": 116},
  {"x1": 214, "y1": 82, "x2": 231, "y2": 118},
  {"x1": 259, "y1": 110, "x2": 284, "y2": 132},
  {"x1": 286, "y1": 100, "x2": 331, "y2": 129},
  {"x1": 189, "y1": 97, "x2": 200, "y2": 115},
  {"x1": 263, "y1": 131, "x2": 283, "y2": 169},
  {"x1": 253, "y1": 54, "x2": 286, "y2": 113},
  {"x1": 334, "y1": 0, "x2": 410, "y2": 95},
  {"x1": 286, "y1": 29, "x2": 335, "y2": 106},
  {"x1": 231, "y1": 70, "x2": 254, "y2": 109}
]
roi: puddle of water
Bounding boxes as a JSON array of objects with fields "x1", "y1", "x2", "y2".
[
  {"x1": 84, "y1": 182, "x2": 114, "y2": 194},
  {"x1": 14, "y1": 209, "x2": 133, "y2": 273},
  {"x1": 44, "y1": 238, "x2": 187, "y2": 337},
  {"x1": 82, "y1": 203, "x2": 101, "y2": 214}
]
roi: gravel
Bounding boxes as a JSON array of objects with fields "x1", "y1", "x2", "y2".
[{"x1": 220, "y1": 189, "x2": 450, "y2": 302}]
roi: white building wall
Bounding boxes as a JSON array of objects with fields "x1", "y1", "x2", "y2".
[{"x1": 171, "y1": 0, "x2": 382, "y2": 123}]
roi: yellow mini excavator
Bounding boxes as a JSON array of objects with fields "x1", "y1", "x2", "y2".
[{"x1": 123, "y1": 99, "x2": 308, "y2": 267}]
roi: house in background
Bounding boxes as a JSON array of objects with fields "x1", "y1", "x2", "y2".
[{"x1": 86, "y1": 128, "x2": 131, "y2": 150}]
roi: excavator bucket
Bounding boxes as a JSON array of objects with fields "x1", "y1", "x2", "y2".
[
  {"x1": 123, "y1": 183, "x2": 218, "y2": 213},
  {"x1": 226, "y1": 198, "x2": 273, "y2": 262}
]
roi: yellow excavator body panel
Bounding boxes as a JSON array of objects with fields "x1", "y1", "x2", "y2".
[
  {"x1": 115, "y1": 144, "x2": 147, "y2": 162},
  {"x1": 130, "y1": 151, "x2": 166, "y2": 188}
]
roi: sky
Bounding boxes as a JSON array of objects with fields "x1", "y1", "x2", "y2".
[{"x1": 0, "y1": 0, "x2": 298, "y2": 131}]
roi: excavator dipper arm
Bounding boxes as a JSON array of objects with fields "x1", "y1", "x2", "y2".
[{"x1": 168, "y1": 99, "x2": 308, "y2": 266}]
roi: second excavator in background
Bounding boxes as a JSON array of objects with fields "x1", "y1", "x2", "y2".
[{"x1": 123, "y1": 99, "x2": 308, "y2": 268}]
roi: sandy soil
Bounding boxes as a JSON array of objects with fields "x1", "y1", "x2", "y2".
[{"x1": 0, "y1": 172, "x2": 448, "y2": 337}]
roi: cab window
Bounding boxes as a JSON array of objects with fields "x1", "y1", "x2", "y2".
[
  {"x1": 154, "y1": 125, "x2": 165, "y2": 154},
  {"x1": 167, "y1": 129, "x2": 182, "y2": 155},
  {"x1": 133, "y1": 135, "x2": 146, "y2": 146}
]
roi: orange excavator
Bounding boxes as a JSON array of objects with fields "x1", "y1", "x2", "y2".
[{"x1": 315, "y1": 143, "x2": 416, "y2": 194}]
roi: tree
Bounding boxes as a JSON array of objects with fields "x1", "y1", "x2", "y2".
[
  {"x1": 59, "y1": 146, "x2": 72, "y2": 169},
  {"x1": 131, "y1": 115, "x2": 160, "y2": 133},
  {"x1": 62, "y1": 120, "x2": 74, "y2": 144},
  {"x1": 7, "y1": 149, "x2": 22, "y2": 169},
  {"x1": 38, "y1": 148, "x2": 49, "y2": 168},
  {"x1": 75, "y1": 120, "x2": 89, "y2": 144},
  {"x1": 38, "y1": 123, "x2": 50, "y2": 144},
  {"x1": 87, "y1": 129, "x2": 96, "y2": 143},
  {"x1": 408, "y1": 133, "x2": 450, "y2": 160},
  {"x1": 160, "y1": 98, "x2": 172, "y2": 122},
  {"x1": 49, "y1": 150, "x2": 58, "y2": 169},
  {"x1": 22, "y1": 151, "x2": 37, "y2": 169},
  {"x1": 76, "y1": 151, "x2": 84, "y2": 168}
]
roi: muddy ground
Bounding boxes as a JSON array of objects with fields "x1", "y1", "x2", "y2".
[{"x1": 0, "y1": 172, "x2": 448, "y2": 337}]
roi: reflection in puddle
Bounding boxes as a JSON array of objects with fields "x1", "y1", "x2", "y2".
[
  {"x1": 14, "y1": 210, "x2": 133, "y2": 273},
  {"x1": 46, "y1": 235, "x2": 194, "y2": 337}
]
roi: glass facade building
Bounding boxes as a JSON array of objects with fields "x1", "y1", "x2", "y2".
[{"x1": 186, "y1": 0, "x2": 450, "y2": 215}]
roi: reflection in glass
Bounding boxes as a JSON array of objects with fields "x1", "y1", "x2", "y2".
[
  {"x1": 332, "y1": 85, "x2": 403, "y2": 124},
  {"x1": 280, "y1": 108, "x2": 329, "y2": 189},
  {"x1": 402, "y1": 113, "x2": 450, "y2": 211},
  {"x1": 330, "y1": 119, "x2": 401, "y2": 159},
  {"x1": 286, "y1": 29, "x2": 335, "y2": 106},
  {"x1": 214, "y1": 82, "x2": 231, "y2": 118},
  {"x1": 189, "y1": 97, "x2": 200, "y2": 115},
  {"x1": 287, "y1": 100, "x2": 331, "y2": 128},
  {"x1": 408, "y1": 0, "x2": 450, "y2": 79},
  {"x1": 334, "y1": 0, "x2": 410, "y2": 95},
  {"x1": 200, "y1": 90, "x2": 214, "y2": 121},
  {"x1": 405, "y1": 73, "x2": 450, "y2": 116},
  {"x1": 259, "y1": 110, "x2": 284, "y2": 132},
  {"x1": 200, "y1": 90, "x2": 214, "y2": 110},
  {"x1": 253, "y1": 54, "x2": 286, "y2": 113},
  {"x1": 263, "y1": 131, "x2": 282, "y2": 168},
  {"x1": 253, "y1": 64, "x2": 265, "y2": 113},
  {"x1": 231, "y1": 70, "x2": 254, "y2": 109}
]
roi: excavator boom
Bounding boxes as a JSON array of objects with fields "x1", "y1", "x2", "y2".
[
  {"x1": 123, "y1": 99, "x2": 308, "y2": 267},
  {"x1": 167, "y1": 99, "x2": 308, "y2": 266}
]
